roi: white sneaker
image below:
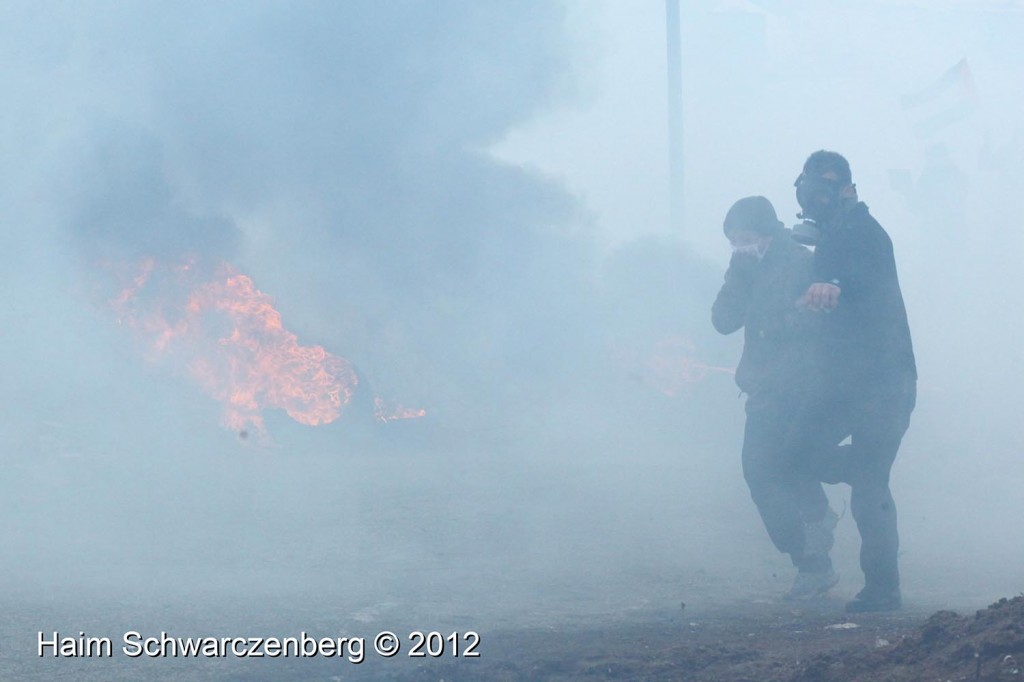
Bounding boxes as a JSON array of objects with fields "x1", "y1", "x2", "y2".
[{"x1": 783, "y1": 569, "x2": 840, "y2": 601}]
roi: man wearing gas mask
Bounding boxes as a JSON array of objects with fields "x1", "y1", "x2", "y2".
[
  {"x1": 789, "y1": 150, "x2": 917, "y2": 613},
  {"x1": 712, "y1": 196, "x2": 841, "y2": 601}
]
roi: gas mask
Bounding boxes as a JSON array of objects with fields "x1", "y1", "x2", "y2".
[
  {"x1": 794, "y1": 172, "x2": 843, "y2": 224},
  {"x1": 791, "y1": 220, "x2": 821, "y2": 246}
]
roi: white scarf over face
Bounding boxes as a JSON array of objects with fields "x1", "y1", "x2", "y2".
[{"x1": 731, "y1": 243, "x2": 766, "y2": 259}]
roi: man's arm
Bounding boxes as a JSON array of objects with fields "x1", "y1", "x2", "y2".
[
  {"x1": 712, "y1": 253, "x2": 755, "y2": 334},
  {"x1": 798, "y1": 212, "x2": 893, "y2": 311}
]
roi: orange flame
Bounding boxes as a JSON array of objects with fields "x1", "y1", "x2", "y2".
[
  {"x1": 614, "y1": 335, "x2": 734, "y2": 397},
  {"x1": 110, "y1": 257, "x2": 364, "y2": 434}
]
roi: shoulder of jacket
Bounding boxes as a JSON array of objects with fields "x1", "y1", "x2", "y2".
[{"x1": 846, "y1": 202, "x2": 881, "y2": 228}]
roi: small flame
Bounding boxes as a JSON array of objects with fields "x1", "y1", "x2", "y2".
[
  {"x1": 614, "y1": 335, "x2": 734, "y2": 397},
  {"x1": 373, "y1": 397, "x2": 427, "y2": 423}
]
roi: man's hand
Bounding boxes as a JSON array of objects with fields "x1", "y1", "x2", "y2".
[
  {"x1": 728, "y1": 249, "x2": 759, "y2": 270},
  {"x1": 797, "y1": 282, "x2": 841, "y2": 311}
]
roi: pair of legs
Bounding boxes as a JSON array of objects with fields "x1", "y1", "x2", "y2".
[
  {"x1": 785, "y1": 378, "x2": 917, "y2": 603},
  {"x1": 741, "y1": 392, "x2": 833, "y2": 575}
]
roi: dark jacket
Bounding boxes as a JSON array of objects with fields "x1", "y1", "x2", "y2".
[
  {"x1": 810, "y1": 201, "x2": 917, "y2": 391},
  {"x1": 712, "y1": 230, "x2": 817, "y2": 399}
]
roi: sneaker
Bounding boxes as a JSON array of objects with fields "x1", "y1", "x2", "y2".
[
  {"x1": 784, "y1": 569, "x2": 840, "y2": 601},
  {"x1": 845, "y1": 586, "x2": 902, "y2": 613}
]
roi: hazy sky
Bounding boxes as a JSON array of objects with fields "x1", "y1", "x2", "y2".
[{"x1": 494, "y1": 0, "x2": 1024, "y2": 261}]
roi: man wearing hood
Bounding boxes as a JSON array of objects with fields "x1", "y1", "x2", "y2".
[{"x1": 713, "y1": 196, "x2": 840, "y2": 601}]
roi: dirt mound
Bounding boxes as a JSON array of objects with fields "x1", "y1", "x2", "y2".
[
  {"x1": 281, "y1": 596, "x2": 1021, "y2": 682},
  {"x1": 794, "y1": 596, "x2": 1024, "y2": 681}
]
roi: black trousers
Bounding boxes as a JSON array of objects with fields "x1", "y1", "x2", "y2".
[
  {"x1": 785, "y1": 377, "x2": 917, "y2": 591},
  {"x1": 742, "y1": 391, "x2": 832, "y2": 571}
]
